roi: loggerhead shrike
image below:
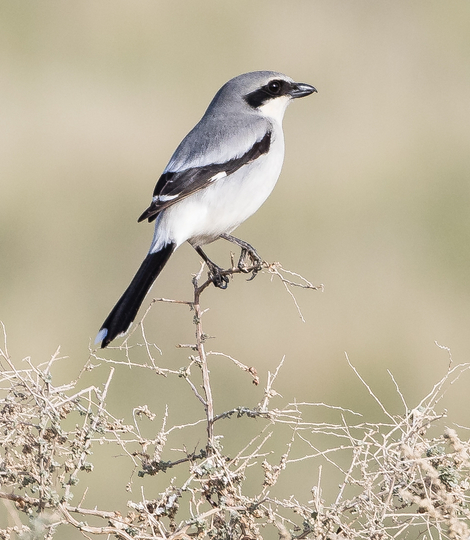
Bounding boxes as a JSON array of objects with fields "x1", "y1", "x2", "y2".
[{"x1": 96, "y1": 71, "x2": 316, "y2": 348}]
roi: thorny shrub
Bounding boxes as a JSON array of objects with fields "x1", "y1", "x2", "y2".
[{"x1": 0, "y1": 263, "x2": 469, "y2": 539}]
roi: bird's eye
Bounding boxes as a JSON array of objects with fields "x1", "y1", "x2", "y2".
[{"x1": 267, "y1": 80, "x2": 282, "y2": 95}]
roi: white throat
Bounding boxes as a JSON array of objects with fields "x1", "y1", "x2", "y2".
[{"x1": 257, "y1": 95, "x2": 291, "y2": 125}]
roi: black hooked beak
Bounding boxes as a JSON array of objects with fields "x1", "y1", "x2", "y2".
[{"x1": 290, "y1": 82, "x2": 317, "y2": 98}]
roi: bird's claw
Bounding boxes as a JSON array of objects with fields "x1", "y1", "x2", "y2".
[
  {"x1": 237, "y1": 248, "x2": 263, "y2": 280},
  {"x1": 208, "y1": 265, "x2": 229, "y2": 289},
  {"x1": 246, "y1": 267, "x2": 260, "y2": 281}
]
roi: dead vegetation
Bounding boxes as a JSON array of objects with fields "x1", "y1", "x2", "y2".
[{"x1": 0, "y1": 261, "x2": 469, "y2": 539}]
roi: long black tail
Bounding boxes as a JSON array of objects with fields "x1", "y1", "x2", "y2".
[{"x1": 96, "y1": 243, "x2": 175, "y2": 348}]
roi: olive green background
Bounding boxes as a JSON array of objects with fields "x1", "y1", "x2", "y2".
[{"x1": 1, "y1": 1, "x2": 470, "y2": 536}]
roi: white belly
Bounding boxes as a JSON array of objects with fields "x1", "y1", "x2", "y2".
[{"x1": 150, "y1": 132, "x2": 285, "y2": 252}]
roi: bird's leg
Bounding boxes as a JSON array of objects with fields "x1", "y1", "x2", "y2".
[
  {"x1": 195, "y1": 246, "x2": 229, "y2": 289},
  {"x1": 219, "y1": 233, "x2": 263, "y2": 279}
]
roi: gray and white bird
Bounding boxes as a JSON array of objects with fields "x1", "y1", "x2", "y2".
[{"x1": 96, "y1": 71, "x2": 316, "y2": 348}]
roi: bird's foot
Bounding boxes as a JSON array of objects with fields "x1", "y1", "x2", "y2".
[
  {"x1": 238, "y1": 247, "x2": 263, "y2": 281},
  {"x1": 219, "y1": 234, "x2": 263, "y2": 280},
  {"x1": 195, "y1": 245, "x2": 230, "y2": 289},
  {"x1": 207, "y1": 262, "x2": 230, "y2": 289}
]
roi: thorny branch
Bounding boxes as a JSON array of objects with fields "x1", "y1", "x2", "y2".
[{"x1": 184, "y1": 258, "x2": 321, "y2": 451}]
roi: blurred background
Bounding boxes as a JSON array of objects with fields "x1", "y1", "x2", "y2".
[{"x1": 1, "y1": 0, "x2": 470, "y2": 535}]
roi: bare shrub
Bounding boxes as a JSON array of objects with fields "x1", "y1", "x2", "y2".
[{"x1": 0, "y1": 261, "x2": 469, "y2": 539}]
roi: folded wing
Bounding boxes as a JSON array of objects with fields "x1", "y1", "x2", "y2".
[{"x1": 138, "y1": 130, "x2": 271, "y2": 223}]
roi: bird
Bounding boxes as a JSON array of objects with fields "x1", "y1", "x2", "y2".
[{"x1": 96, "y1": 71, "x2": 316, "y2": 348}]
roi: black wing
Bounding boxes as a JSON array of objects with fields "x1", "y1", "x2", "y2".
[{"x1": 138, "y1": 131, "x2": 271, "y2": 223}]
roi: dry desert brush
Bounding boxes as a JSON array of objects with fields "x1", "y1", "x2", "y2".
[{"x1": 0, "y1": 260, "x2": 469, "y2": 539}]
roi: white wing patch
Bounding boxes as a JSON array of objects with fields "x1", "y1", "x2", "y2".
[
  {"x1": 154, "y1": 194, "x2": 179, "y2": 202},
  {"x1": 209, "y1": 171, "x2": 227, "y2": 183}
]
